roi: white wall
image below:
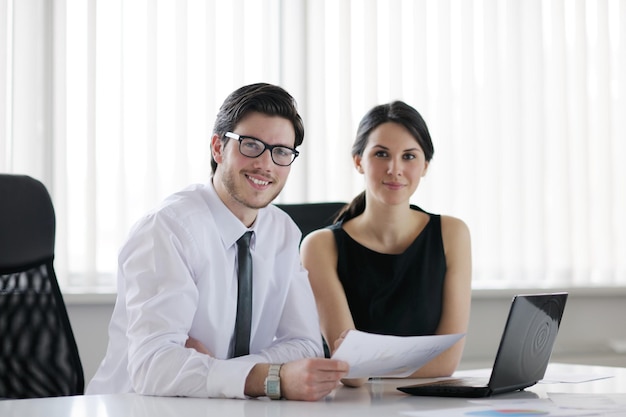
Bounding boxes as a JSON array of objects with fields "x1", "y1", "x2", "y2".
[
  {"x1": 459, "y1": 289, "x2": 626, "y2": 369},
  {"x1": 66, "y1": 288, "x2": 626, "y2": 385}
]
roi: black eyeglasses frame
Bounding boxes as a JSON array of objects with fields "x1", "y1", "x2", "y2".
[{"x1": 224, "y1": 131, "x2": 300, "y2": 166}]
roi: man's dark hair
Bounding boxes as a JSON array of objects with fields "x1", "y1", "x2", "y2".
[{"x1": 211, "y1": 83, "x2": 305, "y2": 173}]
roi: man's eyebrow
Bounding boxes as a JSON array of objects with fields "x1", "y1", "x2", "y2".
[{"x1": 238, "y1": 134, "x2": 295, "y2": 148}]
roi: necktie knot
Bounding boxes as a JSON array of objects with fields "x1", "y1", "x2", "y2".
[{"x1": 237, "y1": 231, "x2": 252, "y2": 249}]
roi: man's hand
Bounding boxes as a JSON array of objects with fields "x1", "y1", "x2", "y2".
[
  {"x1": 280, "y1": 358, "x2": 349, "y2": 401},
  {"x1": 185, "y1": 336, "x2": 213, "y2": 356}
]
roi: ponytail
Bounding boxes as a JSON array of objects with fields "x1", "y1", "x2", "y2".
[{"x1": 335, "y1": 191, "x2": 366, "y2": 223}]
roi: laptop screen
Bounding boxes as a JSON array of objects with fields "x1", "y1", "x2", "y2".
[{"x1": 488, "y1": 292, "x2": 568, "y2": 393}]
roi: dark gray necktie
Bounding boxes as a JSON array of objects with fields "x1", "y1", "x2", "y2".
[{"x1": 233, "y1": 231, "x2": 253, "y2": 357}]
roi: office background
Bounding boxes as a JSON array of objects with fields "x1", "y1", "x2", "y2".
[{"x1": 2, "y1": 0, "x2": 625, "y2": 382}]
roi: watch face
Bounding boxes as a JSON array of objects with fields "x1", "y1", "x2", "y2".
[
  {"x1": 266, "y1": 378, "x2": 280, "y2": 398},
  {"x1": 265, "y1": 364, "x2": 282, "y2": 399}
]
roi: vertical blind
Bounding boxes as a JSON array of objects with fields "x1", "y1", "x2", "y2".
[{"x1": 1, "y1": 0, "x2": 625, "y2": 290}]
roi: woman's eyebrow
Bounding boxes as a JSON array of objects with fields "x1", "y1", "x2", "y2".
[{"x1": 372, "y1": 144, "x2": 422, "y2": 152}]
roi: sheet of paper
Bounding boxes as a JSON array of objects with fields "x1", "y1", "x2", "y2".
[
  {"x1": 540, "y1": 363, "x2": 616, "y2": 384},
  {"x1": 454, "y1": 365, "x2": 615, "y2": 384},
  {"x1": 548, "y1": 393, "x2": 626, "y2": 411},
  {"x1": 330, "y1": 330, "x2": 464, "y2": 378}
]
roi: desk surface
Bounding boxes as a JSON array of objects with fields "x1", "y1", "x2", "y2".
[{"x1": 2, "y1": 364, "x2": 626, "y2": 417}]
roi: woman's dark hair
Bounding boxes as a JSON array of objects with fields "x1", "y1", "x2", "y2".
[
  {"x1": 211, "y1": 83, "x2": 305, "y2": 173},
  {"x1": 336, "y1": 100, "x2": 434, "y2": 222}
]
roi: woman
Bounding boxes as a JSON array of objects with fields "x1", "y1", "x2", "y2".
[{"x1": 300, "y1": 101, "x2": 471, "y2": 386}]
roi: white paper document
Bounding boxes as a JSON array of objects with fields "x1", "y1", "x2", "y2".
[
  {"x1": 330, "y1": 330, "x2": 464, "y2": 378},
  {"x1": 454, "y1": 365, "x2": 615, "y2": 384}
]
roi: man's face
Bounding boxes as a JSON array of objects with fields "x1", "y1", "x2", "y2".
[{"x1": 212, "y1": 112, "x2": 296, "y2": 226}]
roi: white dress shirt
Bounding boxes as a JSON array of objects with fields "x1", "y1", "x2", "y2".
[{"x1": 86, "y1": 181, "x2": 323, "y2": 399}]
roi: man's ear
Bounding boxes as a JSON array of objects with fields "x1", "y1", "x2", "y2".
[
  {"x1": 353, "y1": 154, "x2": 364, "y2": 174},
  {"x1": 211, "y1": 134, "x2": 224, "y2": 164}
]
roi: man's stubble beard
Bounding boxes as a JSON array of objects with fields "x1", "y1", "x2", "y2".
[{"x1": 221, "y1": 168, "x2": 283, "y2": 210}]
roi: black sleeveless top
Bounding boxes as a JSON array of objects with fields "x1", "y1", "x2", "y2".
[{"x1": 330, "y1": 206, "x2": 446, "y2": 336}]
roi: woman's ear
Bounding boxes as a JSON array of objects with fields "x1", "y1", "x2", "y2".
[
  {"x1": 422, "y1": 160, "x2": 430, "y2": 177},
  {"x1": 353, "y1": 154, "x2": 364, "y2": 174}
]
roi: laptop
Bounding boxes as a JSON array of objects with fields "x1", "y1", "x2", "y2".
[{"x1": 397, "y1": 292, "x2": 568, "y2": 398}]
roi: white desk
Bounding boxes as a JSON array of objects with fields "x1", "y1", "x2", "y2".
[{"x1": 2, "y1": 364, "x2": 626, "y2": 417}]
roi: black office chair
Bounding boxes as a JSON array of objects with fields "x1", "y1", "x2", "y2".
[
  {"x1": 275, "y1": 202, "x2": 347, "y2": 241},
  {"x1": 0, "y1": 174, "x2": 84, "y2": 399},
  {"x1": 275, "y1": 202, "x2": 347, "y2": 358}
]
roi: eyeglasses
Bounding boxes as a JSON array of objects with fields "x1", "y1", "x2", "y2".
[{"x1": 224, "y1": 132, "x2": 299, "y2": 166}]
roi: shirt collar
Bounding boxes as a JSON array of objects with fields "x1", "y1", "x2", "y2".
[{"x1": 204, "y1": 179, "x2": 257, "y2": 250}]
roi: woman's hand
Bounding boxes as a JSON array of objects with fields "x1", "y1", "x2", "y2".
[
  {"x1": 185, "y1": 336, "x2": 213, "y2": 356},
  {"x1": 332, "y1": 329, "x2": 368, "y2": 388},
  {"x1": 332, "y1": 329, "x2": 351, "y2": 352}
]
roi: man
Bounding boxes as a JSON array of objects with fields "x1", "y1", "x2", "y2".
[{"x1": 87, "y1": 83, "x2": 348, "y2": 400}]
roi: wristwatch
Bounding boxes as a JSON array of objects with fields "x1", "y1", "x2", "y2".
[{"x1": 264, "y1": 364, "x2": 283, "y2": 400}]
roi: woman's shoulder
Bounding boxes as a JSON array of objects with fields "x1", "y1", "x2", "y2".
[
  {"x1": 410, "y1": 205, "x2": 470, "y2": 244},
  {"x1": 439, "y1": 215, "x2": 471, "y2": 253},
  {"x1": 301, "y1": 227, "x2": 337, "y2": 253},
  {"x1": 411, "y1": 205, "x2": 467, "y2": 232},
  {"x1": 300, "y1": 227, "x2": 339, "y2": 276},
  {"x1": 440, "y1": 215, "x2": 470, "y2": 234}
]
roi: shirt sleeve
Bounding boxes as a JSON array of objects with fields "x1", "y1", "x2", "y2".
[{"x1": 121, "y1": 211, "x2": 254, "y2": 399}]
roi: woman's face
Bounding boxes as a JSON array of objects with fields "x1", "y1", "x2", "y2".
[{"x1": 354, "y1": 122, "x2": 429, "y2": 207}]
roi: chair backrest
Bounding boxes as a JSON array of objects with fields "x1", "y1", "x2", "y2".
[
  {"x1": 0, "y1": 174, "x2": 84, "y2": 399},
  {"x1": 275, "y1": 202, "x2": 347, "y2": 241},
  {"x1": 276, "y1": 201, "x2": 346, "y2": 358}
]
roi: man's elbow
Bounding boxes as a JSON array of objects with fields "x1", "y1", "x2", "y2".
[
  {"x1": 127, "y1": 353, "x2": 179, "y2": 396},
  {"x1": 129, "y1": 362, "x2": 163, "y2": 396}
]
